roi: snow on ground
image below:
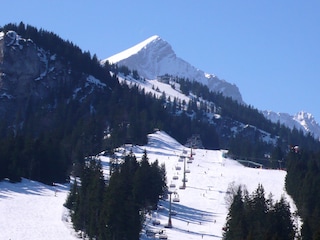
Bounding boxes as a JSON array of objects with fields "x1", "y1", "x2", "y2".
[
  {"x1": 101, "y1": 131, "x2": 297, "y2": 240},
  {"x1": 117, "y1": 74, "x2": 190, "y2": 105},
  {"x1": 0, "y1": 130, "x2": 297, "y2": 239},
  {"x1": 0, "y1": 179, "x2": 78, "y2": 240}
]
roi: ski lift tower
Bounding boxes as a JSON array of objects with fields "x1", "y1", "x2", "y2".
[
  {"x1": 182, "y1": 154, "x2": 187, "y2": 189},
  {"x1": 166, "y1": 191, "x2": 173, "y2": 228},
  {"x1": 179, "y1": 155, "x2": 187, "y2": 190}
]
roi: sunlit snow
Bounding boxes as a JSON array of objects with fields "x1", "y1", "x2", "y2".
[
  {"x1": 105, "y1": 35, "x2": 160, "y2": 64},
  {"x1": 0, "y1": 131, "x2": 297, "y2": 239}
]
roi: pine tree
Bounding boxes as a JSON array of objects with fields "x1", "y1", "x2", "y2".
[{"x1": 223, "y1": 186, "x2": 248, "y2": 240}]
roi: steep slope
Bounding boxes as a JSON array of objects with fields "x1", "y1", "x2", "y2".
[
  {"x1": 103, "y1": 36, "x2": 243, "y2": 103},
  {"x1": 104, "y1": 35, "x2": 320, "y2": 141},
  {"x1": 0, "y1": 30, "x2": 113, "y2": 129},
  {"x1": 263, "y1": 110, "x2": 320, "y2": 140},
  {"x1": 0, "y1": 131, "x2": 298, "y2": 239}
]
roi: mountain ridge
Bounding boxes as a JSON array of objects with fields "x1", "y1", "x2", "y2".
[
  {"x1": 104, "y1": 35, "x2": 320, "y2": 141},
  {"x1": 103, "y1": 35, "x2": 244, "y2": 103},
  {"x1": 263, "y1": 110, "x2": 320, "y2": 140}
]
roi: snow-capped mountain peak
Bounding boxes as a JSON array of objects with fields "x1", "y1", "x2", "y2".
[
  {"x1": 263, "y1": 110, "x2": 320, "y2": 140},
  {"x1": 106, "y1": 35, "x2": 162, "y2": 64},
  {"x1": 103, "y1": 36, "x2": 243, "y2": 103}
]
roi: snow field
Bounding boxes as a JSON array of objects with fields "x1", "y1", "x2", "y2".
[
  {"x1": 0, "y1": 131, "x2": 297, "y2": 240},
  {"x1": 109, "y1": 131, "x2": 296, "y2": 240},
  {"x1": 0, "y1": 179, "x2": 78, "y2": 240}
]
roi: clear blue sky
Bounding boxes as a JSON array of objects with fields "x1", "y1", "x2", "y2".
[{"x1": 2, "y1": 1, "x2": 320, "y2": 121}]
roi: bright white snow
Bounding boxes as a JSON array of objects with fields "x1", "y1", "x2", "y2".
[
  {"x1": 105, "y1": 35, "x2": 160, "y2": 64},
  {"x1": 0, "y1": 131, "x2": 297, "y2": 239},
  {"x1": 0, "y1": 179, "x2": 78, "y2": 240}
]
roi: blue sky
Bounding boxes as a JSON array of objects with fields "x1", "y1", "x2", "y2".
[{"x1": 2, "y1": 1, "x2": 320, "y2": 121}]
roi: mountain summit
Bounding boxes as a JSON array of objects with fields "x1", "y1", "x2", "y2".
[
  {"x1": 103, "y1": 35, "x2": 243, "y2": 103},
  {"x1": 263, "y1": 110, "x2": 320, "y2": 140}
]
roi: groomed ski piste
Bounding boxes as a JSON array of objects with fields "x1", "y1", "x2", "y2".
[{"x1": 0, "y1": 131, "x2": 297, "y2": 239}]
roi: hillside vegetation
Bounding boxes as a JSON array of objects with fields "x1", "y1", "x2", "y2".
[{"x1": 1, "y1": 22, "x2": 320, "y2": 239}]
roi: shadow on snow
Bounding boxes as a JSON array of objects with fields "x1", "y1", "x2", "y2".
[{"x1": 0, "y1": 178, "x2": 68, "y2": 199}]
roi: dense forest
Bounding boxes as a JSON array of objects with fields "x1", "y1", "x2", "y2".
[
  {"x1": 65, "y1": 151, "x2": 166, "y2": 240},
  {"x1": 285, "y1": 149, "x2": 320, "y2": 239},
  {"x1": 1, "y1": 23, "x2": 320, "y2": 184},
  {"x1": 223, "y1": 184, "x2": 296, "y2": 240}
]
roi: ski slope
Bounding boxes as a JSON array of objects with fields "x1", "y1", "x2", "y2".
[{"x1": 0, "y1": 131, "x2": 297, "y2": 239}]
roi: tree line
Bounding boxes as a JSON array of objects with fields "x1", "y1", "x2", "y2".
[
  {"x1": 65, "y1": 151, "x2": 167, "y2": 240},
  {"x1": 223, "y1": 184, "x2": 296, "y2": 240},
  {"x1": 285, "y1": 149, "x2": 320, "y2": 239}
]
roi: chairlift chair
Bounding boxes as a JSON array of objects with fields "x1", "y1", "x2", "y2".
[
  {"x1": 158, "y1": 230, "x2": 168, "y2": 239},
  {"x1": 172, "y1": 175, "x2": 179, "y2": 180},
  {"x1": 152, "y1": 219, "x2": 160, "y2": 225},
  {"x1": 172, "y1": 192, "x2": 180, "y2": 202}
]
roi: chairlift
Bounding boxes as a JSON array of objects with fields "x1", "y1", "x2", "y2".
[
  {"x1": 152, "y1": 219, "x2": 160, "y2": 225},
  {"x1": 159, "y1": 233, "x2": 168, "y2": 239},
  {"x1": 146, "y1": 229, "x2": 155, "y2": 237},
  {"x1": 158, "y1": 230, "x2": 168, "y2": 239},
  {"x1": 187, "y1": 159, "x2": 193, "y2": 164},
  {"x1": 169, "y1": 183, "x2": 176, "y2": 188},
  {"x1": 185, "y1": 169, "x2": 190, "y2": 173},
  {"x1": 172, "y1": 175, "x2": 179, "y2": 180},
  {"x1": 178, "y1": 157, "x2": 184, "y2": 162},
  {"x1": 172, "y1": 192, "x2": 180, "y2": 202},
  {"x1": 175, "y1": 165, "x2": 181, "y2": 170}
]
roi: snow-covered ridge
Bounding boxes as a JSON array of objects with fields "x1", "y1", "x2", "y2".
[
  {"x1": 263, "y1": 110, "x2": 320, "y2": 140},
  {"x1": 102, "y1": 35, "x2": 244, "y2": 103},
  {"x1": 106, "y1": 35, "x2": 160, "y2": 64},
  {"x1": 105, "y1": 35, "x2": 320, "y2": 140}
]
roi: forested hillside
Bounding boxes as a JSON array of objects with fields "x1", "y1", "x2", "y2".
[
  {"x1": 1, "y1": 23, "x2": 320, "y2": 184},
  {"x1": 2, "y1": 23, "x2": 320, "y2": 238},
  {"x1": 285, "y1": 149, "x2": 320, "y2": 239},
  {"x1": 65, "y1": 151, "x2": 166, "y2": 240}
]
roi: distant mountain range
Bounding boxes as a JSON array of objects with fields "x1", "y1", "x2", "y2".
[
  {"x1": 103, "y1": 35, "x2": 320, "y2": 141},
  {"x1": 263, "y1": 110, "x2": 320, "y2": 140}
]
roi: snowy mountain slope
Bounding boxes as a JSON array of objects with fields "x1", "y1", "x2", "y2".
[
  {"x1": 0, "y1": 179, "x2": 78, "y2": 240},
  {"x1": 0, "y1": 131, "x2": 298, "y2": 239},
  {"x1": 101, "y1": 131, "x2": 298, "y2": 239},
  {"x1": 104, "y1": 35, "x2": 320, "y2": 141},
  {"x1": 103, "y1": 36, "x2": 243, "y2": 103},
  {"x1": 116, "y1": 72, "x2": 278, "y2": 145},
  {"x1": 263, "y1": 110, "x2": 320, "y2": 140},
  {"x1": 117, "y1": 69, "x2": 320, "y2": 142}
]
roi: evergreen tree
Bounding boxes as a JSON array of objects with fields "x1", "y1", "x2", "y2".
[{"x1": 223, "y1": 184, "x2": 295, "y2": 240}]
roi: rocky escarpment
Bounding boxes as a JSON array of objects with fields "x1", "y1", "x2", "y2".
[{"x1": 0, "y1": 31, "x2": 106, "y2": 130}]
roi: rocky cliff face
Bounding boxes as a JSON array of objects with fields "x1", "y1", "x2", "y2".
[{"x1": 0, "y1": 31, "x2": 103, "y2": 130}]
